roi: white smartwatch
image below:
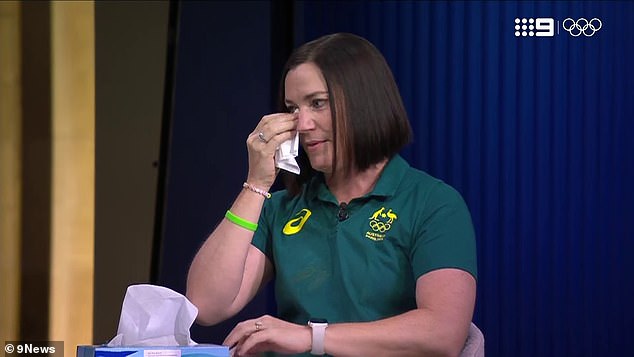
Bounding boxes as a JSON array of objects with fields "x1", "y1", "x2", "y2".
[{"x1": 308, "y1": 318, "x2": 328, "y2": 355}]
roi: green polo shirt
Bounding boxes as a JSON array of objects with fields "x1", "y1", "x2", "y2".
[{"x1": 252, "y1": 154, "x2": 477, "y2": 327}]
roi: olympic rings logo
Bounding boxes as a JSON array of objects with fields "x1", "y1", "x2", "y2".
[
  {"x1": 562, "y1": 18, "x2": 602, "y2": 37},
  {"x1": 369, "y1": 220, "x2": 391, "y2": 233}
]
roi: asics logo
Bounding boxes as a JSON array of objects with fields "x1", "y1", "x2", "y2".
[
  {"x1": 562, "y1": 18, "x2": 602, "y2": 37},
  {"x1": 283, "y1": 209, "x2": 311, "y2": 235}
]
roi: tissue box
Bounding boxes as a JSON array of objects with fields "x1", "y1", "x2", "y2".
[{"x1": 77, "y1": 344, "x2": 229, "y2": 357}]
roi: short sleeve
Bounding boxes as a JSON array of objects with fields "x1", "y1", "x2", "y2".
[
  {"x1": 251, "y1": 198, "x2": 274, "y2": 263},
  {"x1": 410, "y1": 182, "x2": 478, "y2": 280}
]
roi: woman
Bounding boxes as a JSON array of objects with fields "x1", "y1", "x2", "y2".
[{"x1": 187, "y1": 33, "x2": 477, "y2": 357}]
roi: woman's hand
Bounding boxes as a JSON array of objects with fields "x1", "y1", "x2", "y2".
[
  {"x1": 224, "y1": 315, "x2": 311, "y2": 357},
  {"x1": 246, "y1": 113, "x2": 298, "y2": 190}
]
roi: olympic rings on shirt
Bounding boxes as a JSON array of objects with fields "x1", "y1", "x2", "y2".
[{"x1": 369, "y1": 220, "x2": 391, "y2": 233}]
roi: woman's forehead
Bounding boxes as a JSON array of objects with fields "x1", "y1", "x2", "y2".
[{"x1": 284, "y1": 63, "x2": 328, "y2": 100}]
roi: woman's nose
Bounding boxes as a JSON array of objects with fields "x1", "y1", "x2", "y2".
[{"x1": 295, "y1": 107, "x2": 314, "y2": 131}]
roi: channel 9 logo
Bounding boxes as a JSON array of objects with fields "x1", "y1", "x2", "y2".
[{"x1": 515, "y1": 17, "x2": 602, "y2": 37}]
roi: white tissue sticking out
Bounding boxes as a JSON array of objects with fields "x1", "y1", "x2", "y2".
[
  {"x1": 275, "y1": 131, "x2": 300, "y2": 174},
  {"x1": 107, "y1": 284, "x2": 198, "y2": 347}
]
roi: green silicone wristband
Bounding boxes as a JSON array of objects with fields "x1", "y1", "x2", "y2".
[{"x1": 225, "y1": 210, "x2": 258, "y2": 232}]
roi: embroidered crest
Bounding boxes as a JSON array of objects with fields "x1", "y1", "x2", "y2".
[{"x1": 365, "y1": 207, "x2": 397, "y2": 241}]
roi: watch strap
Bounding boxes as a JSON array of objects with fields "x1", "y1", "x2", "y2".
[{"x1": 309, "y1": 320, "x2": 328, "y2": 355}]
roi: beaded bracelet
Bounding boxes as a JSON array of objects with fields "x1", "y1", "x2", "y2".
[
  {"x1": 225, "y1": 210, "x2": 258, "y2": 232},
  {"x1": 243, "y1": 182, "x2": 272, "y2": 199}
]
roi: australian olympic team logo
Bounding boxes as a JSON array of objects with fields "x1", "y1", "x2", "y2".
[
  {"x1": 365, "y1": 207, "x2": 398, "y2": 241},
  {"x1": 562, "y1": 18, "x2": 602, "y2": 37}
]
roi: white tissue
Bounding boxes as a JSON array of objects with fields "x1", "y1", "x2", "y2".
[
  {"x1": 275, "y1": 131, "x2": 300, "y2": 174},
  {"x1": 107, "y1": 284, "x2": 198, "y2": 347}
]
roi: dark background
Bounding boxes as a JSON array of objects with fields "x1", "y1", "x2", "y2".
[{"x1": 149, "y1": 1, "x2": 634, "y2": 356}]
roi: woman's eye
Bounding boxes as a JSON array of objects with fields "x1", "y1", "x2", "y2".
[
  {"x1": 287, "y1": 106, "x2": 298, "y2": 113},
  {"x1": 312, "y1": 99, "x2": 327, "y2": 109}
]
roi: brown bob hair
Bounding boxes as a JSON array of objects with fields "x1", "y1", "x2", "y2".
[{"x1": 280, "y1": 33, "x2": 412, "y2": 194}]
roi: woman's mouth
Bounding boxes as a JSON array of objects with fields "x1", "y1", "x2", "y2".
[{"x1": 305, "y1": 140, "x2": 327, "y2": 150}]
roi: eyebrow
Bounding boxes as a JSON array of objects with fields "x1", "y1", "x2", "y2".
[{"x1": 285, "y1": 91, "x2": 329, "y2": 105}]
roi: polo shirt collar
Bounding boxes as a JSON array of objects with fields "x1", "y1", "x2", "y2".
[
  {"x1": 305, "y1": 154, "x2": 409, "y2": 202},
  {"x1": 370, "y1": 154, "x2": 409, "y2": 197}
]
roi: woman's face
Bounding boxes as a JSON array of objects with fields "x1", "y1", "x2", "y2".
[{"x1": 284, "y1": 62, "x2": 335, "y2": 174}]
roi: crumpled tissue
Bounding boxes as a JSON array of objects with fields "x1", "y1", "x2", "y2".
[
  {"x1": 275, "y1": 131, "x2": 300, "y2": 174},
  {"x1": 107, "y1": 284, "x2": 198, "y2": 347}
]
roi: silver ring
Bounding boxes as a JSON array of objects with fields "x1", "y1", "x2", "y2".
[
  {"x1": 255, "y1": 321, "x2": 263, "y2": 331},
  {"x1": 258, "y1": 132, "x2": 267, "y2": 143}
]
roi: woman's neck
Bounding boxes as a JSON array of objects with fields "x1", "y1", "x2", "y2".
[{"x1": 325, "y1": 158, "x2": 388, "y2": 204}]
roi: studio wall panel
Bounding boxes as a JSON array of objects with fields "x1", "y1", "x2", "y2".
[
  {"x1": 94, "y1": 1, "x2": 169, "y2": 343},
  {"x1": 157, "y1": 0, "x2": 277, "y2": 344}
]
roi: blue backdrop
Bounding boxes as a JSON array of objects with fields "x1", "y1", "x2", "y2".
[
  {"x1": 160, "y1": 1, "x2": 634, "y2": 356},
  {"x1": 296, "y1": 1, "x2": 634, "y2": 356}
]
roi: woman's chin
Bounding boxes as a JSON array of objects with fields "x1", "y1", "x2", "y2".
[{"x1": 307, "y1": 159, "x2": 331, "y2": 174}]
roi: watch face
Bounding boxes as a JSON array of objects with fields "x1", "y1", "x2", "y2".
[{"x1": 309, "y1": 318, "x2": 328, "y2": 324}]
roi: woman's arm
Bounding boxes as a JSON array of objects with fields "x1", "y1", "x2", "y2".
[
  {"x1": 324, "y1": 268, "x2": 476, "y2": 357},
  {"x1": 225, "y1": 268, "x2": 476, "y2": 357},
  {"x1": 186, "y1": 112, "x2": 297, "y2": 325},
  {"x1": 186, "y1": 189, "x2": 273, "y2": 325}
]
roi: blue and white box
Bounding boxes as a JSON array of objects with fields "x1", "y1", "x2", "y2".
[{"x1": 76, "y1": 344, "x2": 229, "y2": 357}]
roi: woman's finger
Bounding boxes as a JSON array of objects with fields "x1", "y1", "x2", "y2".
[
  {"x1": 253, "y1": 113, "x2": 297, "y2": 140},
  {"x1": 223, "y1": 318, "x2": 257, "y2": 348}
]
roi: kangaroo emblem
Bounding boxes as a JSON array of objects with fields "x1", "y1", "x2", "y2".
[{"x1": 370, "y1": 207, "x2": 385, "y2": 220}]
